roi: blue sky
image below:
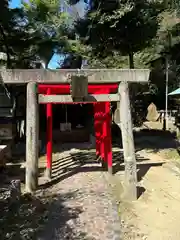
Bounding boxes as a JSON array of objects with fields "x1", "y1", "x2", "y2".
[
  {"x1": 9, "y1": 0, "x2": 21, "y2": 9},
  {"x1": 9, "y1": 0, "x2": 85, "y2": 69}
]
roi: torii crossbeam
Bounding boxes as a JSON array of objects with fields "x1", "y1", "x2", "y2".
[{"x1": 0, "y1": 69, "x2": 150, "y2": 201}]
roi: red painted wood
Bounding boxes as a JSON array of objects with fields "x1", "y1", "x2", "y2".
[
  {"x1": 104, "y1": 102, "x2": 112, "y2": 168},
  {"x1": 93, "y1": 102, "x2": 106, "y2": 162},
  {"x1": 100, "y1": 102, "x2": 106, "y2": 161},
  {"x1": 93, "y1": 103, "x2": 101, "y2": 157},
  {"x1": 38, "y1": 83, "x2": 118, "y2": 94},
  {"x1": 93, "y1": 86, "x2": 109, "y2": 160},
  {"x1": 39, "y1": 83, "x2": 113, "y2": 172},
  {"x1": 46, "y1": 88, "x2": 52, "y2": 170}
]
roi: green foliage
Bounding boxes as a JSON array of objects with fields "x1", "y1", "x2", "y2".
[
  {"x1": 21, "y1": 0, "x2": 72, "y2": 66},
  {"x1": 0, "y1": 5, "x2": 35, "y2": 68},
  {"x1": 0, "y1": 0, "x2": 179, "y2": 105},
  {"x1": 72, "y1": 0, "x2": 162, "y2": 68},
  {"x1": 0, "y1": 0, "x2": 75, "y2": 68},
  {"x1": 1, "y1": 0, "x2": 180, "y2": 129}
]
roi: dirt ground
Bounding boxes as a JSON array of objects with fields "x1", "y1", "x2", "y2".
[
  {"x1": 1, "y1": 145, "x2": 122, "y2": 240},
  {"x1": 37, "y1": 136, "x2": 180, "y2": 240},
  {"x1": 119, "y1": 151, "x2": 180, "y2": 240},
  {"x1": 37, "y1": 147, "x2": 121, "y2": 240},
  {"x1": 1, "y1": 120, "x2": 180, "y2": 239},
  {"x1": 30, "y1": 132, "x2": 180, "y2": 240},
  {"x1": 119, "y1": 121, "x2": 180, "y2": 240}
]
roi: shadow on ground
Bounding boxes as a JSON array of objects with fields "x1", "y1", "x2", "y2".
[
  {"x1": 3, "y1": 123, "x2": 173, "y2": 200},
  {"x1": 136, "y1": 162, "x2": 164, "y2": 199},
  {"x1": 11, "y1": 123, "x2": 179, "y2": 160},
  {"x1": 134, "y1": 129, "x2": 178, "y2": 153},
  {"x1": 0, "y1": 163, "x2": 45, "y2": 186},
  {"x1": 0, "y1": 150, "x2": 164, "y2": 238},
  {"x1": 0, "y1": 190, "x2": 93, "y2": 240},
  {"x1": 39, "y1": 149, "x2": 164, "y2": 200},
  {"x1": 112, "y1": 122, "x2": 179, "y2": 153}
]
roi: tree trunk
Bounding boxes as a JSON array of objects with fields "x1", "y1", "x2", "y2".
[{"x1": 128, "y1": 51, "x2": 134, "y2": 69}]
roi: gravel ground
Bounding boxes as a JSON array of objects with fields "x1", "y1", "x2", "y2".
[{"x1": 37, "y1": 149, "x2": 121, "y2": 240}]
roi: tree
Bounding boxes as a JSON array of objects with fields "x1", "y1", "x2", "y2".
[
  {"x1": 0, "y1": 0, "x2": 74, "y2": 69},
  {"x1": 72, "y1": 0, "x2": 162, "y2": 69},
  {"x1": 0, "y1": 1, "x2": 23, "y2": 68},
  {"x1": 21, "y1": 0, "x2": 72, "y2": 68}
]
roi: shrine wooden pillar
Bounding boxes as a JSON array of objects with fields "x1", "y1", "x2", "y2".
[
  {"x1": 25, "y1": 82, "x2": 39, "y2": 193},
  {"x1": 46, "y1": 88, "x2": 52, "y2": 179},
  {"x1": 94, "y1": 101, "x2": 112, "y2": 174},
  {"x1": 104, "y1": 101, "x2": 112, "y2": 174},
  {"x1": 93, "y1": 103, "x2": 101, "y2": 158}
]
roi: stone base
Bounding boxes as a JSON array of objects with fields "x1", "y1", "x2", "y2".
[
  {"x1": 44, "y1": 168, "x2": 52, "y2": 180},
  {"x1": 101, "y1": 160, "x2": 108, "y2": 171},
  {"x1": 100, "y1": 159, "x2": 113, "y2": 174},
  {"x1": 108, "y1": 166, "x2": 113, "y2": 175}
]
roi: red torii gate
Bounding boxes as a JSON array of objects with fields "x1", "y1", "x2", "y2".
[
  {"x1": 38, "y1": 83, "x2": 119, "y2": 178},
  {"x1": 0, "y1": 69, "x2": 149, "y2": 201}
]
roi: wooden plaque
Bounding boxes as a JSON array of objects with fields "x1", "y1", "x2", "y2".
[{"x1": 70, "y1": 76, "x2": 88, "y2": 99}]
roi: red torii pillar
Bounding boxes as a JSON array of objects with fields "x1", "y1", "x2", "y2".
[
  {"x1": 46, "y1": 88, "x2": 53, "y2": 179},
  {"x1": 94, "y1": 102, "x2": 112, "y2": 173},
  {"x1": 38, "y1": 83, "x2": 117, "y2": 178}
]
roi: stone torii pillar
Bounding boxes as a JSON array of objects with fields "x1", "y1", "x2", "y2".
[
  {"x1": 119, "y1": 82, "x2": 137, "y2": 200},
  {"x1": 26, "y1": 82, "x2": 39, "y2": 192}
]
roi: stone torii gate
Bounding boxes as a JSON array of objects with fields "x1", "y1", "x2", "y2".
[{"x1": 0, "y1": 69, "x2": 150, "y2": 201}]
